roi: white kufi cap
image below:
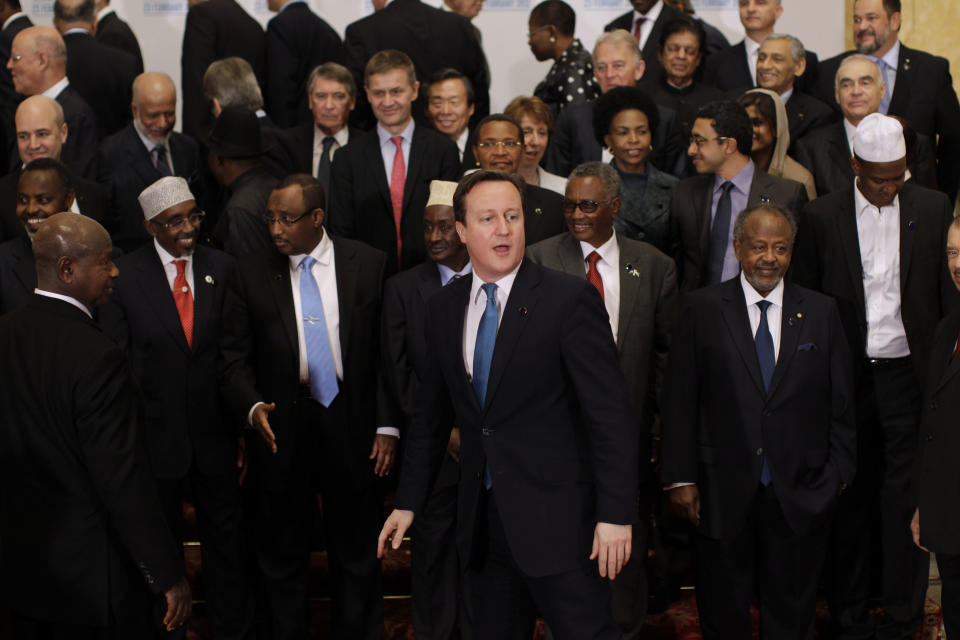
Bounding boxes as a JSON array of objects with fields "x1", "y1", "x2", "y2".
[
  {"x1": 853, "y1": 112, "x2": 906, "y2": 163},
  {"x1": 426, "y1": 180, "x2": 458, "y2": 208},
  {"x1": 138, "y1": 176, "x2": 195, "y2": 220}
]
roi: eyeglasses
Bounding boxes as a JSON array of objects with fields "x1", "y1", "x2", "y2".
[
  {"x1": 476, "y1": 140, "x2": 523, "y2": 149},
  {"x1": 152, "y1": 211, "x2": 205, "y2": 230},
  {"x1": 9, "y1": 55, "x2": 23, "y2": 64},
  {"x1": 561, "y1": 198, "x2": 613, "y2": 214},
  {"x1": 689, "y1": 135, "x2": 728, "y2": 148},
  {"x1": 527, "y1": 25, "x2": 551, "y2": 39},
  {"x1": 261, "y1": 210, "x2": 312, "y2": 226}
]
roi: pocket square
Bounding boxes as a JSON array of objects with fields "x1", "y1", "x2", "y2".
[{"x1": 797, "y1": 343, "x2": 818, "y2": 352}]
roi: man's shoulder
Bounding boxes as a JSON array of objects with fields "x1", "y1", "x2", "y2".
[
  {"x1": 753, "y1": 169, "x2": 806, "y2": 199},
  {"x1": 0, "y1": 234, "x2": 28, "y2": 261},
  {"x1": 899, "y1": 45, "x2": 950, "y2": 72},
  {"x1": 803, "y1": 188, "x2": 852, "y2": 216},
  {"x1": 898, "y1": 180, "x2": 951, "y2": 210},
  {"x1": 100, "y1": 122, "x2": 138, "y2": 150},
  {"x1": 170, "y1": 130, "x2": 198, "y2": 152},
  {"x1": 618, "y1": 233, "x2": 673, "y2": 267},
  {"x1": 603, "y1": 10, "x2": 632, "y2": 32},
  {"x1": 675, "y1": 173, "x2": 713, "y2": 192},
  {"x1": 797, "y1": 120, "x2": 843, "y2": 146},
  {"x1": 331, "y1": 234, "x2": 388, "y2": 267},
  {"x1": 385, "y1": 260, "x2": 436, "y2": 295}
]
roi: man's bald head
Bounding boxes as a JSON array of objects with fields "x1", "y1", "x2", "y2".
[
  {"x1": 132, "y1": 72, "x2": 177, "y2": 143},
  {"x1": 7, "y1": 26, "x2": 67, "y2": 95},
  {"x1": 15, "y1": 95, "x2": 68, "y2": 164},
  {"x1": 34, "y1": 213, "x2": 117, "y2": 309}
]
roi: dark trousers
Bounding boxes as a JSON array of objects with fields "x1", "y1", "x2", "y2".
[
  {"x1": 9, "y1": 612, "x2": 154, "y2": 640},
  {"x1": 695, "y1": 483, "x2": 830, "y2": 640},
  {"x1": 249, "y1": 394, "x2": 384, "y2": 640},
  {"x1": 937, "y1": 553, "x2": 960, "y2": 639},
  {"x1": 156, "y1": 465, "x2": 252, "y2": 640},
  {"x1": 826, "y1": 358, "x2": 929, "y2": 640},
  {"x1": 468, "y1": 490, "x2": 619, "y2": 640}
]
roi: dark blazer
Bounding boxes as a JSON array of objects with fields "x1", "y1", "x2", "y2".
[
  {"x1": 814, "y1": 45, "x2": 960, "y2": 202},
  {"x1": 211, "y1": 166, "x2": 277, "y2": 259},
  {"x1": 326, "y1": 125, "x2": 461, "y2": 274},
  {"x1": 792, "y1": 183, "x2": 959, "y2": 387},
  {"x1": 97, "y1": 124, "x2": 202, "y2": 254},
  {"x1": 265, "y1": 3, "x2": 343, "y2": 128},
  {"x1": 0, "y1": 13, "x2": 31, "y2": 159},
  {"x1": 98, "y1": 244, "x2": 238, "y2": 479},
  {"x1": 0, "y1": 234, "x2": 33, "y2": 313},
  {"x1": 522, "y1": 182, "x2": 565, "y2": 246},
  {"x1": 661, "y1": 277, "x2": 856, "y2": 540},
  {"x1": 527, "y1": 232, "x2": 679, "y2": 476},
  {"x1": 604, "y1": 4, "x2": 685, "y2": 90},
  {"x1": 63, "y1": 31, "x2": 138, "y2": 137},
  {"x1": 219, "y1": 236, "x2": 387, "y2": 486},
  {"x1": 916, "y1": 306, "x2": 960, "y2": 554},
  {"x1": 0, "y1": 168, "x2": 106, "y2": 244},
  {"x1": 613, "y1": 162, "x2": 678, "y2": 253},
  {"x1": 56, "y1": 85, "x2": 100, "y2": 180},
  {"x1": 545, "y1": 100, "x2": 687, "y2": 178},
  {"x1": 285, "y1": 122, "x2": 363, "y2": 175},
  {"x1": 668, "y1": 167, "x2": 808, "y2": 290},
  {"x1": 0, "y1": 294, "x2": 182, "y2": 624},
  {"x1": 702, "y1": 40, "x2": 820, "y2": 94},
  {"x1": 95, "y1": 11, "x2": 144, "y2": 73},
  {"x1": 180, "y1": 0, "x2": 266, "y2": 142},
  {"x1": 395, "y1": 260, "x2": 638, "y2": 577},
  {"x1": 784, "y1": 91, "x2": 836, "y2": 150}
]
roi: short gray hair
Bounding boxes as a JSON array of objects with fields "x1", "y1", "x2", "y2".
[
  {"x1": 733, "y1": 203, "x2": 798, "y2": 245},
  {"x1": 306, "y1": 62, "x2": 357, "y2": 99},
  {"x1": 203, "y1": 57, "x2": 263, "y2": 111},
  {"x1": 835, "y1": 53, "x2": 882, "y2": 89},
  {"x1": 763, "y1": 33, "x2": 805, "y2": 64},
  {"x1": 568, "y1": 161, "x2": 621, "y2": 200},
  {"x1": 593, "y1": 29, "x2": 643, "y2": 66}
]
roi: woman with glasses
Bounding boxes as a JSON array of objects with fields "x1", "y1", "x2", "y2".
[
  {"x1": 593, "y1": 85, "x2": 677, "y2": 254},
  {"x1": 504, "y1": 96, "x2": 567, "y2": 195},
  {"x1": 738, "y1": 89, "x2": 817, "y2": 200}
]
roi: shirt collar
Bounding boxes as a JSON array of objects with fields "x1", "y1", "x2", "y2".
[
  {"x1": 715, "y1": 159, "x2": 755, "y2": 195},
  {"x1": 633, "y1": 0, "x2": 663, "y2": 22},
  {"x1": 875, "y1": 40, "x2": 901, "y2": 71},
  {"x1": 95, "y1": 6, "x2": 114, "y2": 22},
  {"x1": 740, "y1": 270, "x2": 784, "y2": 308},
  {"x1": 2, "y1": 11, "x2": 26, "y2": 29},
  {"x1": 780, "y1": 87, "x2": 794, "y2": 103},
  {"x1": 470, "y1": 261, "x2": 521, "y2": 306},
  {"x1": 154, "y1": 237, "x2": 192, "y2": 267},
  {"x1": 41, "y1": 77, "x2": 70, "y2": 100},
  {"x1": 33, "y1": 289, "x2": 92, "y2": 318},
  {"x1": 63, "y1": 27, "x2": 91, "y2": 36},
  {"x1": 843, "y1": 117, "x2": 859, "y2": 153},
  {"x1": 315, "y1": 124, "x2": 349, "y2": 149},
  {"x1": 437, "y1": 260, "x2": 472, "y2": 285},
  {"x1": 854, "y1": 180, "x2": 899, "y2": 217},
  {"x1": 288, "y1": 229, "x2": 333, "y2": 271},
  {"x1": 578, "y1": 231, "x2": 618, "y2": 264},
  {"x1": 377, "y1": 119, "x2": 415, "y2": 147},
  {"x1": 133, "y1": 117, "x2": 169, "y2": 152},
  {"x1": 456, "y1": 127, "x2": 470, "y2": 155},
  {"x1": 744, "y1": 36, "x2": 763, "y2": 57}
]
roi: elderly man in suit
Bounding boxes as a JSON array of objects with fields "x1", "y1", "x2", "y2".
[
  {"x1": 0, "y1": 0, "x2": 31, "y2": 149},
  {"x1": 602, "y1": 0, "x2": 685, "y2": 89},
  {"x1": 380, "y1": 169, "x2": 639, "y2": 639},
  {"x1": 0, "y1": 213, "x2": 191, "y2": 637},
  {"x1": 668, "y1": 100, "x2": 807, "y2": 291},
  {"x1": 662, "y1": 202, "x2": 855, "y2": 639},
  {"x1": 93, "y1": 0, "x2": 142, "y2": 72},
  {"x1": 528, "y1": 161, "x2": 678, "y2": 638},
  {"x1": 793, "y1": 113, "x2": 958, "y2": 640}
]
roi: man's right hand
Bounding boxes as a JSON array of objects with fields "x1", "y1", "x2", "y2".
[
  {"x1": 251, "y1": 402, "x2": 277, "y2": 454},
  {"x1": 668, "y1": 484, "x2": 701, "y2": 526},
  {"x1": 377, "y1": 509, "x2": 414, "y2": 558},
  {"x1": 161, "y1": 576, "x2": 192, "y2": 631}
]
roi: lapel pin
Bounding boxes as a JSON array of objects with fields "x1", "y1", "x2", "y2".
[
  {"x1": 907, "y1": 220, "x2": 915, "y2": 230},
  {"x1": 204, "y1": 275, "x2": 214, "y2": 285},
  {"x1": 519, "y1": 306, "x2": 528, "y2": 316},
  {"x1": 904, "y1": 58, "x2": 911, "y2": 70},
  {"x1": 759, "y1": 195, "x2": 771, "y2": 204},
  {"x1": 534, "y1": 207, "x2": 543, "y2": 216},
  {"x1": 624, "y1": 264, "x2": 640, "y2": 277},
  {"x1": 796, "y1": 312, "x2": 803, "y2": 319},
  {"x1": 788, "y1": 316, "x2": 795, "y2": 326}
]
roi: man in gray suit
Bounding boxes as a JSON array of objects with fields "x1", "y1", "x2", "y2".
[{"x1": 527, "y1": 161, "x2": 679, "y2": 639}]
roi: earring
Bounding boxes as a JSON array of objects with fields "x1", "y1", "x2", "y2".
[
  {"x1": 649, "y1": 144, "x2": 654, "y2": 150},
  {"x1": 549, "y1": 37, "x2": 556, "y2": 43}
]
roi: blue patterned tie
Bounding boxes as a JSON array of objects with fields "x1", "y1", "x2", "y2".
[
  {"x1": 707, "y1": 181, "x2": 735, "y2": 285},
  {"x1": 871, "y1": 57, "x2": 892, "y2": 114},
  {"x1": 473, "y1": 282, "x2": 498, "y2": 489},
  {"x1": 299, "y1": 256, "x2": 339, "y2": 407},
  {"x1": 755, "y1": 299, "x2": 775, "y2": 486}
]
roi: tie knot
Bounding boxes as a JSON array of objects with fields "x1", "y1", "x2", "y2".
[
  {"x1": 322, "y1": 136, "x2": 336, "y2": 150},
  {"x1": 587, "y1": 251, "x2": 602, "y2": 267},
  {"x1": 720, "y1": 181, "x2": 734, "y2": 195},
  {"x1": 757, "y1": 299, "x2": 772, "y2": 314},
  {"x1": 174, "y1": 259, "x2": 187, "y2": 275},
  {"x1": 300, "y1": 255, "x2": 316, "y2": 271},
  {"x1": 480, "y1": 282, "x2": 498, "y2": 302},
  {"x1": 390, "y1": 136, "x2": 403, "y2": 150},
  {"x1": 153, "y1": 143, "x2": 165, "y2": 154}
]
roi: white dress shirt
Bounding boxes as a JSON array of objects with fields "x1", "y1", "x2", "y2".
[
  {"x1": 844, "y1": 118, "x2": 859, "y2": 156},
  {"x1": 41, "y1": 77, "x2": 69, "y2": 101},
  {"x1": 744, "y1": 36, "x2": 763, "y2": 86},
  {"x1": 154, "y1": 239, "x2": 194, "y2": 293},
  {"x1": 462, "y1": 264, "x2": 521, "y2": 380},
  {"x1": 741, "y1": 271, "x2": 784, "y2": 362},
  {"x1": 579, "y1": 233, "x2": 621, "y2": 342},
  {"x1": 854, "y1": 185, "x2": 910, "y2": 358},
  {"x1": 632, "y1": 0, "x2": 663, "y2": 50},
  {"x1": 455, "y1": 128, "x2": 469, "y2": 162},
  {"x1": 377, "y1": 120, "x2": 414, "y2": 183},
  {"x1": 312, "y1": 125, "x2": 349, "y2": 176},
  {"x1": 34, "y1": 288, "x2": 92, "y2": 318}
]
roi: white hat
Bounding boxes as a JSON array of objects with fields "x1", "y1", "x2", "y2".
[
  {"x1": 426, "y1": 180, "x2": 458, "y2": 208},
  {"x1": 853, "y1": 113, "x2": 906, "y2": 163},
  {"x1": 138, "y1": 176, "x2": 195, "y2": 220}
]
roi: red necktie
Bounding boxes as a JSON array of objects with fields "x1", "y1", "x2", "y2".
[
  {"x1": 633, "y1": 17, "x2": 646, "y2": 43},
  {"x1": 586, "y1": 251, "x2": 604, "y2": 301},
  {"x1": 389, "y1": 136, "x2": 406, "y2": 268},
  {"x1": 952, "y1": 327, "x2": 960, "y2": 362},
  {"x1": 173, "y1": 259, "x2": 194, "y2": 348}
]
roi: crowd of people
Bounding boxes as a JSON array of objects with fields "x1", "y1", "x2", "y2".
[{"x1": 0, "y1": 0, "x2": 958, "y2": 639}]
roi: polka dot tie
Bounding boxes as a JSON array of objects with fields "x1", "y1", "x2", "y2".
[{"x1": 173, "y1": 259, "x2": 193, "y2": 348}]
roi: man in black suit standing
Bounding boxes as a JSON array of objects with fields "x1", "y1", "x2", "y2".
[
  {"x1": 264, "y1": 0, "x2": 343, "y2": 128},
  {"x1": 93, "y1": 0, "x2": 142, "y2": 72},
  {"x1": 425, "y1": 68, "x2": 476, "y2": 163},
  {"x1": 379, "y1": 169, "x2": 638, "y2": 638},
  {"x1": 663, "y1": 0, "x2": 728, "y2": 59},
  {"x1": 669, "y1": 100, "x2": 807, "y2": 291},
  {"x1": 792, "y1": 113, "x2": 958, "y2": 640},
  {"x1": 603, "y1": 0, "x2": 684, "y2": 90},
  {"x1": 0, "y1": 212, "x2": 191, "y2": 637},
  {"x1": 99, "y1": 177, "x2": 252, "y2": 640},
  {"x1": 327, "y1": 50, "x2": 461, "y2": 274},
  {"x1": 527, "y1": 161, "x2": 679, "y2": 638},
  {"x1": 813, "y1": 0, "x2": 960, "y2": 204},
  {"x1": 221, "y1": 174, "x2": 392, "y2": 640},
  {"x1": 0, "y1": 0, "x2": 31, "y2": 154},
  {"x1": 662, "y1": 202, "x2": 855, "y2": 639}
]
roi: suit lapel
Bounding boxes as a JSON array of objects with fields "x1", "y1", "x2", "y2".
[
  {"x1": 721, "y1": 278, "x2": 765, "y2": 394},
  {"x1": 836, "y1": 193, "x2": 866, "y2": 312},
  {"x1": 267, "y1": 250, "x2": 299, "y2": 358},
  {"x1": 332, "y1": 237, "x2": 358, "y2": 362},
  {"x1": 695, "y1": 176, "x2": 713, "y2": 270},
  {"x1": 135, "y1": 248, "x2": 190, "y2": 354},
  {"x1": 125, "y1": 125, "x2": 162, "y2": 186},
  {"x1": 898, "y1": 190, "x2": 916, "y2": 292},
  {"x1": 830, "y1": 124, "x2": 853, "y2": 176},
  {"x1": 417, "y1": 261, "x2": 442, "y2": 303},
  {"x1": 616, "y1": 234, "x2": 642, "y2": 349},
  {"x1": 402, "y1": 126, "x2": 426, "y2": 212},
  {"x1": 766, "y1": 284, "x2": 803, "y2": 399},
  {"x1": 10, "y1": 236, "x2": 35, "y2": 294},
  {"x1": 191, "y1": 249, "x2": 215, "y2": 351},
  {"x1": 366, "y1": 133, "x2": 392, "y2": 212},
  {"x1": 557, "y1": 233, "x2": 585, "y2": 280},
  {"x1": 935, "y1": 313, "x2": 960, "y2": 393},
  {"x1": 888, "y1": 46, "x2": 915, "y2": 115}
]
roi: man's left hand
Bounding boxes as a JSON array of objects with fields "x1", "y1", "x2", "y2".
[
  {"x1": 369, "y1": 434, "x2": 398, "y2": 477},
  {"x1": 589, "y1": 522, "x2": 632, "y2": 580}
]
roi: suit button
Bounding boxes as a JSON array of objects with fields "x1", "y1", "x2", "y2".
[
  {"x1": 756, "y1": 448, "x2": 763, "y2": 456},
  {"x1": 931, "y1": 402, "x2": 938, "y2": 410},
  {"x1": 927, "y1": 434, "x2": 935, "y2": 442},
  {"x1": 481, "y1": 427, "x2": 492, "y2": 436}
]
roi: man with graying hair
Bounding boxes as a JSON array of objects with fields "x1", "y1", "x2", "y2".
[{"x1": 0, "y1": 213, "x2": 193, "y2": 638}]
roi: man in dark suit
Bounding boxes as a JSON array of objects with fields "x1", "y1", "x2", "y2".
[
  {"x1": 663, "y1": 0, "x2": 728, "y2": 59},
  {"x1": 94, "y1": 0, "x2": 143, "y2": 73},
  {"x1": 662, "y1": 202, "x2": 855, "y2": 639},
  {"x1": 603, "y1": 0, "x2": 685, "y2": 90},
  {"x1": 221, "y1": 174, "x2": 392, "y2": 640},
  {"x1": 424, "y1": 68, "x2": 475, "y2": 163},
  {"x1": 527, "y1": 161, "x2": 679, "y2": 638},
  {"x1": 0, "y1": 0, "x2": 31, "y2": 156},
  {"x1": 813, "y1": 0, "x2": 960, "y2": 203},
  {"x1": 180, "y1": 0, "x2": 265, "y2": 142},
  {"x1": 99, "y1": 177, "x2": 252, "y2": 640},
  {"x1": 379, "y1": 169, "x2": 637, "y2": 638},
  {"x1": 344, "y1": 0, "x2": 489, "y2": 130},
  {"x1": 669, "y1": 100, "x2": 807, "y2": 291},
  {"x1": 7, "y1": 25, "x2": 99, "y2": 179},
  {"x1": 98, "y1": 72, "x2": 202, "y2": 254},
  {"x1": 792, "y1": 113, "x2": 958, "y2": 640},
  {"x1": 53, "y1": 0, "x2": 137, "y2": 137},
  {"x1": 0, "y1": 212, "x2": 191, "y2": 637},
  {"x1": 327, "y1": 50, "x2": 461, "y2": 274},
  {"x1": 264, "y1": 0, "x2": 343, "y2": 128}
]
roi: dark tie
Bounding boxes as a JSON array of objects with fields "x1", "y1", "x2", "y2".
[
  {"x1": 707, "y1": 181, "x2": 735, "y2": 285},
  {"x1": 755, "y1": 299, "x2": 775, "y2": 486},
  {"x1": 153, "y1": 143, "x2": 171, "y2": 177},
  {"x1": 632, "y1": 17, "x2": 646, "y2": 43},
  {"x1": 315, "y1": 136, "x2": 336, "y2": 205},
  {"x1": 473, "y1": 282, "x2": 498, "y2": 489},
  {"x1": 586, "y1": 251, "x2": 604, "y2": 300}
]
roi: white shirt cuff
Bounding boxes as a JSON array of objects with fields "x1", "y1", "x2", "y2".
[
  {"x1": 664, "y1": 482, "x2": 695, "y2": 490},
  {"x1": 247, "y1": 401, "x2": 266, "y2": 426},
  {"x1": 376, "y1": 427, "x2": 400, "y2": 438}
]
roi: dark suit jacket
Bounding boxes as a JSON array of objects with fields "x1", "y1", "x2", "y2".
[
  {"x1": 545, "y1": 100, "x2": 687, "y2": 178},
  {"x1": 63, "y1": 31, "x2": 138, "y2": 137},
  {"x1": 97, "y1": 124, "x2": 202, "y2": 254},
  {"x1": 604, "y1": 4, "x2": 685, "y2": 91},
  {"x1": 784, "y1": 90, "x2": 836, "y2": 151},
  {"x1": 916, "y1": 306, "x2": 960, "y2": 554},
  {"x1": 527, "y1": 232, "x2": 679, "y2": 477},
  {"x1": 180, "y1": 0, "x2": 266, "y2": 142},
  {"x1": 56, "y1": 85, "x2": 100, "y2": 180},
  {"x1": 95, "y1": 11, "x2": 144, "y2": 74},
  {"x1": 285, "y1": 122, "x2": 362, "y2": 175},
  {"x1": 0, "y1": 14, "x2": 31, "y2": 162},
  {"x1": 0, "y1": 168, "x2": 106, "y2": 245},
  {"x1": 0, "y1": 234, "x2": 33, "y2": 313},
  {"x1": 211, "y1": 166, "x2": 277, "y2": 259},
  {"x1": 343, "y1": 0, "x2": 489, "y2": 129},
  {"x1": 219, "y1": 236, "x2": 388, "y2": 486},
  {"x1": 702, "y1": 40, "x2": 820, "y2": 94},
  {"x1": 327, "y1": 125, "x2": 461, "y2": 274},
  {"x1": 792, "y1": 183, "x2": 959, "y2": 387},
  {"x1": 522, "y1": 182, "x2": 565, "y2": 246},
  {"x1": 668, "y1": 167, "x2": 808, "y2": 290},
  {"x1": 814, "y1": 45, "x2": 960, "y2": 202},
  {"x1": 0, "y1": 294, "x2": 182, "y2": 624},
  {"x1": 265, "y1": 3, "x2": 343, "y2": 128},
  {"x1": 395, "y1": 259, "x2": 638, "y2": 577},
  {"x1": 661, "y1": 277, "x2": 855, "y2": 540}
]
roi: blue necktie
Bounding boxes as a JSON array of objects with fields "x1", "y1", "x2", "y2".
[
  {"x1": 153, "y1": 144, "x2": 171, "y2": 177},
  {"x1": 473, "y1": 282, "x2": 498, "y2": 488},
  {"x1": 871, "y1": 57, "x2": 892, "y2": 114},
  {"x1": 299, "y1": 256, "x2": 339, "y2": 407},
  {"x1": 707, "y1": 181, "x2": 735, "y2": 285},
  {"x1": 755, "y1": 299, "x2": 775, "y2": 486}
]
